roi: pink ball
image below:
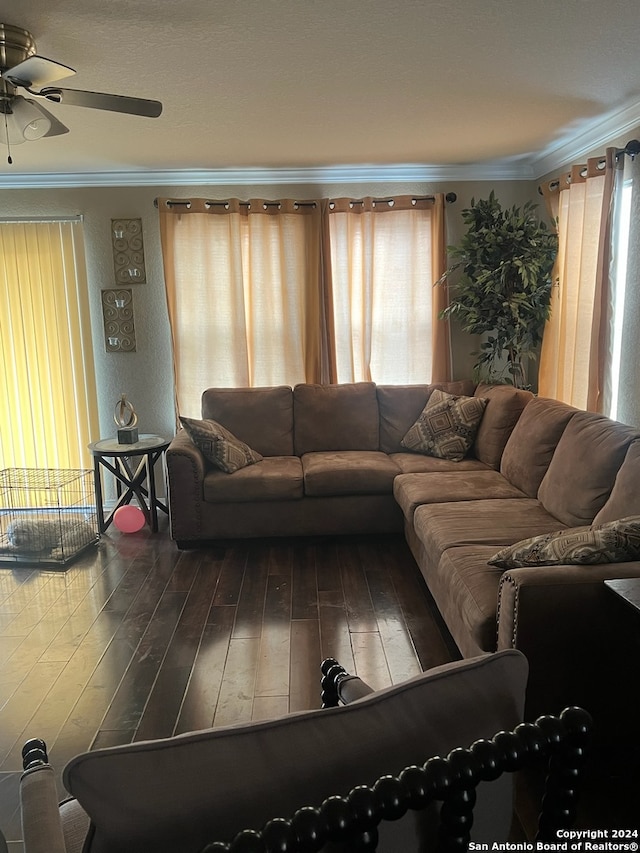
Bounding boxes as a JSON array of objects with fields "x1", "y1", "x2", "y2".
[{"x1": 113, "y1": 505, "x2": 146, "y2": 533}]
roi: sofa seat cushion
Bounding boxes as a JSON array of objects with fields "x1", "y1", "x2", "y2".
[
  {"x1": 538, "y1": 410, "x2": 640, "y2": 527},
  {"x1": 203, "y1": 456, "x2": 303, "y2": 503},
  {"x1": 412, "y1": 498, "x2": 567, "y2": 572},
  {"x1": 434, "y1": 545, "x2": 509, "y2": 651},
  {"x1": 390, "y1": 452, "x2": 490, "y2": 474},
  {"x1": 394, "y1": 472, "x2": 527, "y2": 522},
  {"x1": 302, "y1": 451, "x2": 401, "y2": 496}
]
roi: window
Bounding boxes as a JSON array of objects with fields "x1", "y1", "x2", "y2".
[
  {"x1": 0, "y1": 219, "x2": 99, "y2": 469},
  {"x1": 159, "y1": 195, "x2": 449, "y2": 416},
  {"x1": 606, "y1": 149, "x2": 640, "y2": 426},
  {"x1": 160, "y1": 199, "x2": 325, "y2": 416},
  {"x1": 608, "y1": 180, "x2": 632, "y2": 419},
  {"x1": 539, "y1": 146, "x2": 640, "y2": 423},
  {"x1": 328, "y1": 198, "x2": 437, "y2": 383}
]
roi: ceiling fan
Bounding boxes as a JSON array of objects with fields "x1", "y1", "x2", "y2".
[{"x1": 0, "y1": 22, "x2": 162, "y2": 163}]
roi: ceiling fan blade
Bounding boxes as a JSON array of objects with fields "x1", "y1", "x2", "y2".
[
  {"x1": 40, "y1": 86, "x2": 163, "y2": 118},
  {"x1": 23, "y1": 100, "x2": 70, "y2": 137},
  {"x1": 3, "y1": 55, "x2": 75, "y2": 87}
]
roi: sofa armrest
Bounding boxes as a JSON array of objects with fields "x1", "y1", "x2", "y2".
[
  {"x1": 166, "y1": 430, "x2": 208, "y2": 541},
  {"x1": 496, "y1": 560, "x2": 640, "y2": 722},
  {"x1": 167, "y1": 429, "x2": 207, "y2": 480},
  {"x1": 20, "y1": 765, "x2": 67, "y2": 853}
]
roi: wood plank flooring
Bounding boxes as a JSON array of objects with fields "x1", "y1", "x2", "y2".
[
  {"x1": 0, "y1": 522, "x2": 457, "y2": 849},
  {"x1": 1, "y1": 522, "x2": 636, "y2": 850}
]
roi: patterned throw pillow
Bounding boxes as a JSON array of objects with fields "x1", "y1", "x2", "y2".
[
  {"x1": 400, "y1": 389, "x2": 488, "y2": 462},
  {"x1": 488, "y1": 515, "x2": 640, "y2": 569},
  {"x1": 179, "y1": 416, "x2": 263, "y2": 473}
]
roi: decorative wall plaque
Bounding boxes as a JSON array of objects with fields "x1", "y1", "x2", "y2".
[
  {"x1": 101, "y1": 288, "x2": 136, "y2": 352},
  {"x1": 111, "y1": 218, "x2": 147, "y2": 284}
]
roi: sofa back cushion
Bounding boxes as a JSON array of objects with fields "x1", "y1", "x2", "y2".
[
  {"x1": 293, "y1": 382, "x2": 379, "y2": 454},
  {"x1": 593, "y1": 440, "x2": 640, "y2": 524},
  {"x1": 471, "y1": 384, "x2": 534, "y2": 469},
  {"x1": 201, "y1": 386, "x2": 294, "y2": 456},
  {"x1": 500, "y1": 397, "x2": 577, "y2": 496},
  {"x1": 538, "y1": 410, "x2": 640, "y2": 526},
  {"x1": 63, "y1": 650, "x2": 528, "y2": 853},
  {"x1": 377, "y1": 380, "x2": 476, "y2": 453}
]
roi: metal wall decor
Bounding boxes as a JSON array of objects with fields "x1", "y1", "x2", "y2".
[
  {"x1": 111, "y1": 218, "x2": 147, "y2": 284},
  {"x1": 101, "y1": 288, "x2": 136, "y2": 352}
]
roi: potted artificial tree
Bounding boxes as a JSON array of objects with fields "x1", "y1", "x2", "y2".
[{"x1": 438, "y1": 191, "x2": 558, "y2": 389}]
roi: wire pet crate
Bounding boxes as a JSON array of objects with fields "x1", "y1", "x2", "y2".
[{"x1": 0, "y1": 468, "x2": 99, "y2": 568}]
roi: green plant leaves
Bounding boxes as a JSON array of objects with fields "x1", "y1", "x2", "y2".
[{"x1": 438, "y1": 192, "x2": 558, "y2": 388}]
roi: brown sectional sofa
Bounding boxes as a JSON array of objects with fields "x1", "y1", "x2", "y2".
[
  {"x1": 398, "y1": 395, "x2": 640, "y2": 728},
  {"x1": 166, "y1": 381, "x2": 640, "y2": 727},
  {"x1": 166, "y1": 379, "x2": 486, "y2": 542}
]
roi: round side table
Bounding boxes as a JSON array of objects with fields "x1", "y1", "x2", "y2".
[{"x1": 88, "y1": 434, "x2": 170, "y2": 533}]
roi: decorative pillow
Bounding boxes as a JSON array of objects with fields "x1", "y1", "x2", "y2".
[
  {"x1": 400, "y1": 389, "x2": 488, "y2": 462},
  {"x1": 488, "y1": 515, "x2": 640, "y2": 569},
  {"x1": 179, "y1": 416, "x2": 263, "y2": 473}
]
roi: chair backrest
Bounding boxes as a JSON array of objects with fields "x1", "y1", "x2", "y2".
[
  {"x1": 200, "y1": 696, "x2": 593, "y2": 853},
  {"x1": 56, "y1": 652, "x2": 527, "y2": 853},
  {"x1": 20, "y1": 651, "x2": 593, "y2": 853}
]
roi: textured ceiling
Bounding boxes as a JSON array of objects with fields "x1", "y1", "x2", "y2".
[{"x1": 1, "y1": 0, "x2": 640, "y2": 185}]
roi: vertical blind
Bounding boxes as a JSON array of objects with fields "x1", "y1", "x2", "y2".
[{"x1": 0, "y1": 219, "x2": 99, "y2": 469}]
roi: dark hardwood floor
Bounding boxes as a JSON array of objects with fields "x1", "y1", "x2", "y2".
[
  {"x1": 0, "y1": 522, "x2": 459, "y2": 850},
  {"x1": 1, "y1": 522, "x2": 637, "y2": 850}
]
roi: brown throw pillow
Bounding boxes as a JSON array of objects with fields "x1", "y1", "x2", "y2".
[
  {"x1": 179, "y1": 416, "x2": 262, "y2": 473},
  {"x1": 488, "y1": 515, "x2": 640, "y2": 569},
  {"x1": 400, "y1": 389, "x2": 488, "y2": 462}
]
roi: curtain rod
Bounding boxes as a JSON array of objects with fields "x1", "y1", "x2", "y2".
[
  {"x1": 538, "y1": 139, "x2": 640, "y2": 194},
  {"x1": 0, "y1": 215, "x2": 84, "y2": 223},
  {"x1": 154, "y1": 193, "x2": 457, "y2": 209},
  {"x1": 617, "y1": 139, "x2": 640, "y2": 160}
]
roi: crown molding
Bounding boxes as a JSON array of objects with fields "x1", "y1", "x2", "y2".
[
  {"x1": 0, "y1": 98, "x2": 638, "y2": 190},
  {"x1": 530, "y1": 96, "x2": 640, "y2": 180},
  {"x1": 0, "y1": 160, "x2": 535, "y2": 189}
]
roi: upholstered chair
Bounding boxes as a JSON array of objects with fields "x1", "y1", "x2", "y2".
[{"x1": 19, "y1": 650, "x2": 590, "y2": 853}]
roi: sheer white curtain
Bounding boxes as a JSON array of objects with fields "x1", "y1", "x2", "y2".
[
  {"x1": 606, "y1": 149, "x2": 640, "y2": 425},
  {"x1": 159, "y1": 194, "x2": 450, "y2": 418},
  {"x1": 328, "y1": 196, "x2": 449, "y2": 384},
  {"x1": 159, "y1": 199, "x2": 324, "y2": 418},
  {"x1": 538, "y1": 156, "x2": 614, "y2": 410}
]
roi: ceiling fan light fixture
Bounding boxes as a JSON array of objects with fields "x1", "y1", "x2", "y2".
[
  {"x1": 12, "y1": 95, "x2": 51, "y2": 140},
  {"x1": 0, "y1": 106, "x2": 24, "y2": 145},
  {"x1": 1, "y1": 22, "x2": 162, "y2": 162}
]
